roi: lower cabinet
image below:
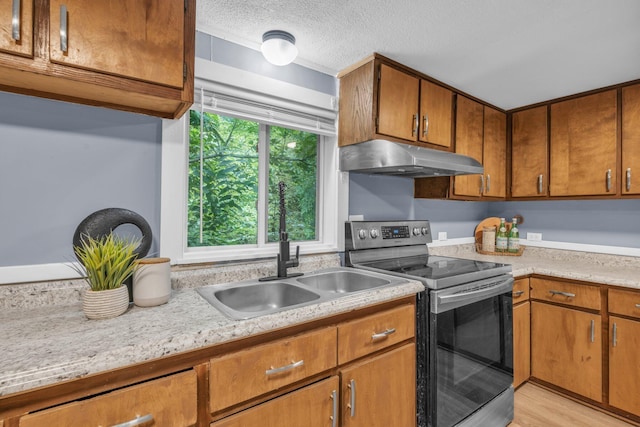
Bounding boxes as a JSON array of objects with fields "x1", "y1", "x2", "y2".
[
  {"x1": 212, "y1": 376, "x2": 340, "y2": 427},
  {"x1": 340, "y1": 344, "x2": 416, "y2": 427},
  {"x1": 18, "y1": 370, "x2": 198, "y2": 427},
  {"x1": 531, "y1": 301, "x2": 602, "y2": 402},
  {"x1": 609, "y1": 316, "x2": 640, "y2": 417}
]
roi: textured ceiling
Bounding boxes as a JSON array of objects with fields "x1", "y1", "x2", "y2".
[{"x1": 197, "y1": 0, "x2": 640, "y2": 110}]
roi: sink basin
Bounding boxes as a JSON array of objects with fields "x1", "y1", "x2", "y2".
[
  {"x1": 196, "y1": 267, "x2": 410, "y2": 320},
  {"x1": 197, "y1": 281, "x2": 321, "y2": 320},
  {"x1": 296, "y1": 270, "x2": 391, "y2": 293}
]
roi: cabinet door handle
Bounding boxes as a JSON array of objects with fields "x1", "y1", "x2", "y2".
[
  {"x1": 371, "y1": 328, "x2": 396, "y2": 341},
  {"x1": 480, "y1": 175, "x2": 485, "y2": 195},
  {"x1": 486, "y1": 174, "x2": 491, "y2": 193},
  {"x1": 60, "y1": 5, "x2": 68, "y2": 53},
  {"x1": 549, "y1": 290, "x2": 575, "y2": 298},
  {"x1": 330, "y1": 390, "x2": 338, "y2": 427},
  {"x1": 612, "y1": 322, "x2": 618, "y2": 347},
  {"x1": 422, "y1": 113, "x2": 429, "y2": 137},
  {"x1": 627, "y1": 168, "x2": 632, "y2": 192},
  {"x1": 538, "y1": 174, "x2": 544, "y2": 194},
  {"x1": 11, "y1": 0, "x2": 20, "y2": 41},
  {"x1": 512, "y1": 290, "x2": 525, "y2": 297},
  {"x1": 590, "y1": 319, "x2": 595, "y2": 343},
  {"x1": 635, "y1": 303, "x2": 640, "y2": 309},
  {"x1": 412, "y1": 114, "x2": 418, "y2": 137},
  {"x1": 348, "y1": 379, "x2": 356, "y2": 417},
  {"x1": 111, "y1": 414, "x2": 153, "y2": 427},
  {"x1": 606, "y1": 169, "x2": 612, "y2": 192},
  {"x1": 265, "y1": 359, "x2": 304, "y2": 375}
]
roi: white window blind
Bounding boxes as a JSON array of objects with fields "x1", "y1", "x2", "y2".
[{"x1": 194, "y1": 77, "x2": 337, "y2": 136}]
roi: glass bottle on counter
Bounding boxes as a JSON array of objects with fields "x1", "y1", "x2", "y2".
[
  {"x1": 508, "y1": 217, "x2": 520, "y2": 253},
  {"x1": 496, "y1": 218, "x2": 508, "y2": 252}
]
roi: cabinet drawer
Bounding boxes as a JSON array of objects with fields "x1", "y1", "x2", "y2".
[
  {"x1": 513, "y1": 277, "x2": 530, "y2": 302},
  {"x1": 338, "y1": 304, "x2": 415, "y2": 364},
  {"x1": 19, "y1": 370, "x2": 197, "y2": 427},
  {"x1": 609, "y1": 288, "x2": 640, "y2": 319},
  {"x1": 530, "y1": 278, "x2": 600, "y2": 311},
  {"x1": 210, "y1": 327, "x2": 337, "y2": 413},
  {"x1": 211, "y1": 376, "x2": 340, "y2": 427}
]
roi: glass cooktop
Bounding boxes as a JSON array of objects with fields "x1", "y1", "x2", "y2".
[{"x1": 357, "y1": 255, "x2": 511, "y2": 290}]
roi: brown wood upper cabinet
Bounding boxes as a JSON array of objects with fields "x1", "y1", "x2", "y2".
[
  {"x1": 453, "y1": 96, "x2": 506, "y2": 198},
  {"x1": 338, "y1": 55, "x2": 453, "y2": 150},
  {"x1": 511, "y1": 106, "x2": 549, "y2": 198},
  {"x1": 549, "y1": 90, "x2": 618, "y2": 196},
  {"x1": 622, "y1": 83, "x2": 640, "y2": 195},
  {"x1": 0, "y1": 0, "x2": 34, "y2": 57},
  {"x1": 0, "y1": 0, "x2": 194, "y2": 118}
]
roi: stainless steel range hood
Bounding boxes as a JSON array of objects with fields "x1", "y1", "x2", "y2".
[{"x1": 339, "y1": 139, "x2": 483, "y2": 177}]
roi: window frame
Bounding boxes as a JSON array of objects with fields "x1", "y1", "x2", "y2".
[{"x1": 160, "y1": 59, "x2": 346, "y2": 266}]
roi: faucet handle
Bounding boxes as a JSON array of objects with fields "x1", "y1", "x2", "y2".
[{"x1": 290, "y1": 245, "x2": 300, "y2": 267}]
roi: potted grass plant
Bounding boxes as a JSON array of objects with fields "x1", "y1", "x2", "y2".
[{"x1": 72, "y1": 233, "x2": 140, "y2": 320}]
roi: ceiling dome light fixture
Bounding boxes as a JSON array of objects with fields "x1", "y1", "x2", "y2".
[{"x1": 261, "y1": 30, "x2": 298, "y2": 66}]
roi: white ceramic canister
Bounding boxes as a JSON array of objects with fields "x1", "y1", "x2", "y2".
[{"x1": 133, "y1": 257, "x2": 172, "y2": 307}]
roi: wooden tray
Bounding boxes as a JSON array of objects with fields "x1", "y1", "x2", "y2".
[{"x1": 475, "y1": 243, "x2": 525, "y2": 256}]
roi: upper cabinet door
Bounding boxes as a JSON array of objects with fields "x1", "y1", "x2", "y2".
[
  {"x1": 453, "y1": 95, "x2": 484, "y2": 197},
  {"x1": 550, "y1": 90, "x2": 617, "y2": 196},
  {"x1": 511, "y1": 106, "x2": 549, "y2": 198},
  {"x1": 483, "y1": 106, "x2": 506, "y2": 198},
  {"x1": 49, "y1": 0, "x2": 184, "y2": 88},
  {"x1": 418, "y1": 79, "x2": 453, "y2": 149},
  {"x1": 0, "y1": 0, "x2": 33, "y2": 56},
  {"x1": 377, "y1": 63, "x2": 419, "y2": 141},
  {"x1": 622, "y1": 84, "x2": 640, "y2": 195}
]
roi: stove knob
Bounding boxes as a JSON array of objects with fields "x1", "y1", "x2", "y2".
[
  {"x1": 370, "y1": 228, "x2": 379, "y2": 239},
  {"x1": 421, "y1": 227, "x2": 429, "y2": 236},
  {"x1": 358, "y1": 229, "x2": 367, "y2": 239},
  {"x1": 413, "y1": 227, "x2": 421, "y2": 236}
]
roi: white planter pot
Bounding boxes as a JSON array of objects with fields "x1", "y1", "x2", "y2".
[{"x1": 82, "y1": 285, "x2": 129, "y2": 320}]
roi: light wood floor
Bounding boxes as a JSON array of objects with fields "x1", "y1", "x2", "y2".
[{"x1": 509, "y1": 383, "x2": 635, "y2": 427}]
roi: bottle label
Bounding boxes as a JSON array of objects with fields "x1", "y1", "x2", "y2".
[{"x1": 496, "y1": 236, "x2": 508, "y2": 251}]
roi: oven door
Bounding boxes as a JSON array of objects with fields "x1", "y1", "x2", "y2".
[{"x1": 428, "y1": 275, "x2": 513, "y2": 427}]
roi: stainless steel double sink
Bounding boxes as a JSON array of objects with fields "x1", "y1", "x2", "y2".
[{"x1": 196, "y1": 267, "x2": 407, "y2": 320}]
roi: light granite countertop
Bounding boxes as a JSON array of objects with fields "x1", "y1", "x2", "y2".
[
  {"x1": 0, "y1": 254, "x2": 424, "y2": 398},
  {"x1": 430, "y1": 244, "x2": 640, "y2": 289},
  {"x1": 2, "y1": 246, "x2": 639, "y2": 399}
]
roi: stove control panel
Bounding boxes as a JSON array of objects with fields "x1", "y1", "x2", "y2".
[{"x1": 345, "y1": 220, "x2": 432, "y2": 250}]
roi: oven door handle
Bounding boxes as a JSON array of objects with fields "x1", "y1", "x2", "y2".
[{"x1": 434, "y1": 277, "x2": 514, "y2": 313}]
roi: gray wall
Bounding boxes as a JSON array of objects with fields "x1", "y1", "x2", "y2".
[
  {"x1": 349, "y1": 174, "x2": 640, "y2": 249},
  {"x1": 0, "y1": 91, "x2": 162, "y2": 267}
]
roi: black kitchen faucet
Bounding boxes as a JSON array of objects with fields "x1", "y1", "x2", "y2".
[{"x1": 259, "y1": 181, "x2": 302, "y2": 281}]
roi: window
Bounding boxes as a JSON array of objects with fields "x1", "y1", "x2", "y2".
[
  {"x1": 188, "y1": 111, "x2": 319, "y2": 247},
  {"x1": 160, "y1": 58, "x2": 345, "y2": 265}
]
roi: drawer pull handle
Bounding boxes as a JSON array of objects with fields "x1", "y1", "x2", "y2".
[
  {"x1": 12, "y1": 0, "x2": 20, "y2": 40},
  {"x1": 612, "y1": 322, "x2": 618, "y2": 347},
  {"x1": 512, "y1": 290, "x2": 525, "y2": 297},
  {"x1": 371, "y1": 328, "x2": 396, "y2": 341},
  {"x1": 348, "y1": 379, "x2": 356, "y2": 417},
  {"x1": 265, "y1": 359, "x2": 304, "y2": 375},
  {"x1": 590, "y1": 319, "x2": 595, "y2": 343},
  {"x1": 549, "y1": 290, "x2": 575, "y2": 298},
  {"x1": 60, "y1": 5, "x2": 68, "y2": 53},
  {"x1": 330, "y1": 390, "x2": 338, "y2": 427},
  {"x1": 111, "y1": 414, "x2": 153, "y2": 427},
  {"x1": 635, "y1": 303, "x2": 640, "y2": 309}
]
